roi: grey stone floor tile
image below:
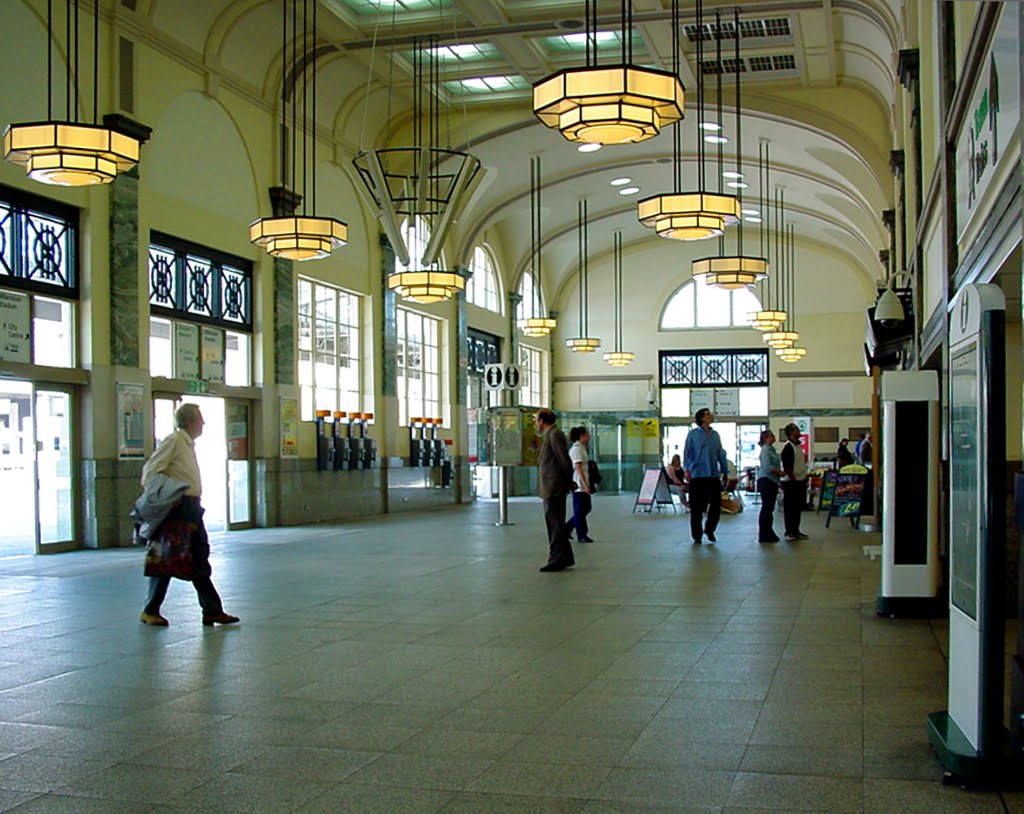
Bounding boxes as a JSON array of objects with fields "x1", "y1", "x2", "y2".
[
  {"x1": 228, "y1": 745, "x2": 381, "y2": 784},
  {"x1": 726, "y1": 771, "x2": 863, "y2": 812},
  {"x1": 344, "y1": 753, "x2": 496, "y2": 790},
  {"x1": 173, "y1": 772, "x2": 331, "y2": 814},
  {"x1": 468, "y1": 760, "x2": 614, "y2": 799},
  {"x1": 0, "y1": 752, "x2": 117, "y2": 793},
  {"x1": 4, "y1": 796, "x2": 152, "y2": 814},
  {"x1": 440, "y1": 792, "x2": 588, "y2": 814},
  {"x1": 52, "y1": 763, "x2": 215, "y2": 804},
  {"x1": 738, "y1": 744, "x2": 863, "y2": 777},
  {"x1": 392, "y1": 728, "x2": 524, "y2": 760},
  {"x1": 0, "y1": 789, "x2": 40, "y2": 814},
  {"x1": 581, "y1": 803, "x2": 720, "y2": 814},
  {"x1": 504, "y1": 734, "x2": 636, "y2": 767},
  {"x1": 594, "y1": 767, "x2": 736, "y2": 807},
  {"x1": 292, "y1": 782, "x2": 456, "y2": 814},
  {"x1": 862, "y1": 778, "x2": 1006, "y2": 813},
  {"x1": 300, "y1": 720, "x2": 422, "y2": 752}
]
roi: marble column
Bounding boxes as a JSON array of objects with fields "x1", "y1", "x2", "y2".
[
  {"x1": 380, "y1": 234, "x2": 398, "y2": 513},
  {"x1": 454, "y1": 268, "x2": 470, "y2": 502},
  {"x1": 273, "y1": 257, "x2": 295, "y2": 386},
  {"x1": 110, "y1": 169, "x2": 140, "y2": 367}
]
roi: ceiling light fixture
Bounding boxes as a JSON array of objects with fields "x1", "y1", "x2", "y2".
[
  {"x1": 519, "y1": 155, "x2": 557, "y2": 337},
  {"x1": 704, "y1": 135, "x2": 728, "y2": 144},
  {"x1": 777, "y1": 223, "x2": 807, "y2": 363},
  {"x1": 578, "y1": 142, "x2": 602, "y2": 153},
  {"x1": 566, "y1": 198, "x2": 602, "y2": 353},
  {"x1": 638, "y1": 0, "x2": 739, "y2": 241},
  {"x1": 699, "y1": 122, "x2": 721, "y2": 131},
  {"x1": 692, "y1": 10, "x2": 767, "y2": 291},
  {"x1": 742, "y1": 209, "x2": 759, "y2": 216},
  {"x1": 604, "y1": 231, "x2": 636, "y2": 367},
  {"x1": 534, "y1": 0, "x2": 684, "y2": 145},
  {"x1": 4, "y1": 0, "x2": 142, "y2": 187},
  {"x1": 610, "y1": 177, "x2": 632, "y2": 186},
  {"x1": 352, "y1": 6, "x2": 480, "y2": 298},
  {"x1": 618, "y1": 186, "x2": 640, "y2": 195},
  {"x1": 723, "y1": 171, "x2": 743, "y2": 179},
  {"x1": 251, "y1": 0, "x2": 347, "y2": 261}
]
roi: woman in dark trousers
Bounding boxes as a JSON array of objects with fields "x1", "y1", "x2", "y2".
[
  {"x1": 565, "y1": 426, "x2": 595, "y2": 543},
  {"x1": 756, "y1": 429, "x2": 784, "y2": 543}
]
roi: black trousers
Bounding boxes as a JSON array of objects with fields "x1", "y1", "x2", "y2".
[
  {"x1": 543, "y1": 494, "x2": 575, "y2": 565},
  {"x1": 144, "y1": 498, "x2": 223, "y2": 616},
  {"x1": 757, "y1": 478, "x2": 779, "y2": 541},
  {"x1": 566, "y1": 491, "x2": 592, "y2": 538},
  {"x1": 782, "y1": 480, "x2": 808, "y2": 536},
  {"x1": 688, "y1": 477, "x2": 722, "y2": 542}
]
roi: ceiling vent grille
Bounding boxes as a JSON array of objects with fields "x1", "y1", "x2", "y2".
[
  {"x1": 686, "y1": 17, "x2": 790, "y2": 42},
  {"x1": 701, "y1": 54, "x2": 798, "y2": 76}
]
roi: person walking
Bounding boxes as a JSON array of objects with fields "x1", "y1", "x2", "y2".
[
  {"x1": 780, "y1": 422, "x2": 810, "y2": 541},
  {"x1": 535, "y1": 409, "x2": 575, "y2": 572},
  {"x1": 835, "y1": 438, "x2": 854, "y2": 467},
  {"x1": 139, "y1": 403, "x2": 240, "y2": 627},
  {"x1": 565, "y1": 426, "x2": 595, "y2": 543},
  {"x1": 683, "y1": 408, "x2": 729, "y2": 545},
  {"x1": 756, "y1": 430, "x2": 784, "y2": 543},
  {"x1": 858, "y1": 431, "x2": 874, "y2": 466}
]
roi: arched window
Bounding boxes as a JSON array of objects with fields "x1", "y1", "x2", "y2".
[
  {"x1": 397, "y1": 217, "x2": 442, "y2": 272},
  {"x1": 660, "y1": 278, "x2": 761, "y2": 330},
  {"x1": 465, "y1": 246, "x2": 502, "y2": 313},
  {"x1": 516, "y1": 271, "x2": 544, "y2": 323}
]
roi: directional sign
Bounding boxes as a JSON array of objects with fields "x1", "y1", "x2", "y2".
[
  {"x1": 503, "y1": 364, "x2": 521, "y2": 390},
  {"x1": 484, "y1": 364, "x2": 504, "y2": 391}
]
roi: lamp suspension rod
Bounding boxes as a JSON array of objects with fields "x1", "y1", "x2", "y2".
[
  {"x1": 47, "y1": 0, "x2": 53, "y2": 120},
  {"x1": 577, "y1": 200, "x2": 583, "y2": 333},
  {"x1": 302, "y1": 0, "x2": 308, "y2": 216},
  {"x1": 74, "y1": 0, "x2": 80, "y2": 122},
  {"x1": 65, "y1": 0, "x2": 71, "y2": 120},
  {"x1": 291, "y1": 0, "x2": 297, "y2": 194},
  {"x1": 92, "y1": 0, "x2": 97, "y2": 123},
  {"x1": 789, "y1": 224, "x2": 796, "y2": 330},
  {"x1": 671, "y1": 0, "x2": 681, "y2": 192},
  {"x1": 280, "y1": 0, "x2": 286, "y2": 188},
  {"x1": 734, "y1": 8, "x2": 743, "y2": 252},
  {"x1": 312, "y1": 0, "x2": 317, "y2": 214},
  {"x1": 696, "y1": 0, "x2": 705, "y2": 190},
  {"x1": 583, "y1": 199, "x2": 589, "y2": 335},
  {"x1": 715, "y1": 11, "x2": 723, "y2": 196}
]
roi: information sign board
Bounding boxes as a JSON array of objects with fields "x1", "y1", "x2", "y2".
[
  {"x1": 633, "y1": 466, "x2": 676, "y2": 514},
  {"x1": 714, "y1": 388, "x2": 740, "y2": 416},
  {"x1": 491, "y1": 407, "x2": 522, "y2": 466},
  {"x1": 0, "y1": 290, "x2": 30, "y2": 363},
  {"x1": 201, "y1": 326, "x2": 225, "y2": 383},
  {"x1": 826, "y1": 469, "x2": 867, "y2": 527},
  {"x1": 174, "y1": 322, "x2": 200, "y2": 380}
]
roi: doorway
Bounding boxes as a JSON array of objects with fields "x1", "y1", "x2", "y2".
[
  {"x1": 153, "y1": 395, "x2": 252, "y2": 531},
  {"x1": 0, "y1": 380, "x2": 75, "y2": 555},
  {"x1": 662, "y1": 421, "x2": 766, "y2": 474}
]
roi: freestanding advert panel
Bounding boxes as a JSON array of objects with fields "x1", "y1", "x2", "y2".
[
  {"x1": 878, "y1": 371, "x2": 940, "y2": 616},
  {"x1": 927, "y1": 284, "x2": 1010, "y2": 782}
]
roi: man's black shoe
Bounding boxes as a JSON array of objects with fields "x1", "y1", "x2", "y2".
[
  {"x1": 705, "y1": 531, "x2": 717, "y2": 543},
  {"x1": 539, "y1": 562, "x2": 568, "y2": 572}
]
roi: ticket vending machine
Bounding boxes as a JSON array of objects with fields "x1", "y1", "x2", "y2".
[
  {"x1": 927, "y1": 283, "x2": 1014, "y2": 782},
  {"x1": 359, "y1": 413, "x2": 377, "y2": 469},
  {"x1": 409, "y1": 418, "x2": 426, "y2": 467},
  {"x1": 332, "y1": 412, "x2": 349, "y2": 470},
  {"x1": 877, "y1": 371, "x2": 941, "y2": 616},
  {"x1": 314, "y1": 410, "x2": 335, "y2": 471}
]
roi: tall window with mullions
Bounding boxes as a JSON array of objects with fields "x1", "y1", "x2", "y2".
[{"x1": 297, "y1": 279, "x2": 362, "y2": 421}]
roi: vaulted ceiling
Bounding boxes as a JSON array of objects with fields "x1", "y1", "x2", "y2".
[{"x1": 128, "y1": 0, "x2": 901, "y2": 305}]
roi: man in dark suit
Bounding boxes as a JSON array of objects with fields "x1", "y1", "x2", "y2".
[{"x1": 534, "y1": 409, "x2": 575, "y2": 572}]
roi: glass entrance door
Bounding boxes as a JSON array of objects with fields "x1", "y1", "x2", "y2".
[
  {"x1": 152, "y1": 395, "x2": 252, "y2": 532},
  {"x1": 0, "y1": 380, "x2": 75, "y2": 555}
]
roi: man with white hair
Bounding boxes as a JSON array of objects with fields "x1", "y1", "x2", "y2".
[{"x1": 139, "y1": 403, "x2": 239, "y2": 627}]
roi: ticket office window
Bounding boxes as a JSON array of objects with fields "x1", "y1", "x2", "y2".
[{"x1": 147, "y1": 233, "x2": 253, "y2": 386}]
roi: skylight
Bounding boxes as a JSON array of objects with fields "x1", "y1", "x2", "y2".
[
  {"x1": 539, "y1": 29, "x2": 646, "y2": 58},
  {"x1": 407, "y1": 42, "x2": 500, "y2": 63},
  {"x1": 443, "y1": 74, "x2": 530, "y2": 96},
  {"x1": 329, "y1": 0, "x2": 451, "y2": 17}
]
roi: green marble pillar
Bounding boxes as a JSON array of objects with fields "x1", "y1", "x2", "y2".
[
  {"x1": 274, "y1": 257, "x2": 295, "y2": 385},
  {"x1": 109, "y1": 169, "x2": 140, "y2": 367},
  {"x1": 454, "y1": 270, "x2": 470, "y2": 502},
  {"x1": 508, "y1": 291, "x2": 522, "y2": 408},
  {"x1": 380, "y1": 234, "x2": 398, "y2": 398}
]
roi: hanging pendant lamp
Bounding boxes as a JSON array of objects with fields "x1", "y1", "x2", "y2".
[
  {"x1": 603, "y1": 231, "x2": 635, "y2": 367},
  {"x1": 776, "y1": 224, "x2": 807, "y2": 362},
  {"x1": 251, "y1": 0, "x2": 346, "y2": 261},
  {"x1": 764, "y1": 211, "x2": 798, "y2": 350},
  {"x1": 692, "y1": 11, "x2": 767, "y2": 289},
  {"x1": 566, "y1": 199, "x2": 602, "y2": 353},
  {"x1": 533, "y1": 0, "x2": 684, "y2": 145},
  {"x1": 353, "y1": 8, "x2": 480, "y2": 298},
  {"x1": 519, "y1": 155, "x2": 557, "y2": 337},
  {"x1": 638, "y1": 0, "x2": 739, "y2": 241},
  {"x1": 4, "y1": 0, "x2": 141, "y2": 186}
]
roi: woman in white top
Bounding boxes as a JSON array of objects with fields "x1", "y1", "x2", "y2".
[{"x1": 564, "y1": 426, "x2": 595, "y2": 543}]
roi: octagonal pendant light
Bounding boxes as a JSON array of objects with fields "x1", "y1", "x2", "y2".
[
  {"x1": 603, "y1": 231, "x2": 635, "y2": 367},
  {"x1": 519, "y1": 155, "x2": 557, "y2": 337},
  {"x1": 533, "y1": 1, "x2": 683, "y2": 145},
  {"x1": 251, "y1": 0, "x2": 346, "y2": 261},
  {"x1": 4, "y1": 1, "x2": 141, "y2": 187},
  {"x1": 777, "y1": 346, "x2": 807, "y2": 362},
  {"x1": 776, "y1": 223, "x2": 807, "y2": 363},
  {"x1": 638, "y1": 0, "x2": 739, "y2": 241},
  {"x1": 566, "y1": 199, "x2": 602, "y2": 353},
  {"x1": 692, "y1": 11, "x2": 768, "y2": 290}
]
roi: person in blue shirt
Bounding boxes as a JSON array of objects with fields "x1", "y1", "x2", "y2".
[{"x1": 683, "y1": 407, "x2": 729, "y2": 544}]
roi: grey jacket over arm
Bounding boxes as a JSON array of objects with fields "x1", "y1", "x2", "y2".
[{"x1": 130, "y1": 474, "x2": 190, "y2": 543}]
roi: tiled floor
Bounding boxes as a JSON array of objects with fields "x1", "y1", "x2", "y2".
[{"x1": 0, "y1": 495, "x2": 1017, "y2": 813}]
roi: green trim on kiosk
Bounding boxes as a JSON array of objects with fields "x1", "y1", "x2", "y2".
[{"x1": 926, "y1": 711, "x2": 1021, "y2": 784}]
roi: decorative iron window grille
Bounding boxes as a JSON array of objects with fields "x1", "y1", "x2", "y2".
[
  {"x1": 660, "y1": 349, "x2": 768, "y2": 388},
  {"x1": 148, "y1": 232, "x2": 252, "y2": 331},
  {"x1": 468, "y1": 329, "x2": 500, "y2": 375},
  {"x1": 0, "y1": 184, "x2": 78, "y2": 298}
]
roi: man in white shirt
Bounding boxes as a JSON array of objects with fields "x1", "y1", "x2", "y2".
[
  {"x1": 140, "y1": 403, "x2": 239, "y2": 627},
  {"x1": 780, "y1": 422, "x2": 810, "y2": 541},
  {"x1": 565, "y1": 426, "x2": 595, "y2": 543}
]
